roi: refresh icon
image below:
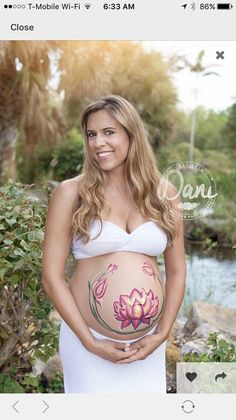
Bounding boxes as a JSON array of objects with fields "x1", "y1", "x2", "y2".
[{"x1": 181, "y1": 400, "x2": 195, "y2": 414}]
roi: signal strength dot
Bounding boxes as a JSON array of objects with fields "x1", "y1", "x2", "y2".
[{"x1": 84, "y1": 3, "x2": 92, "y2": 9}]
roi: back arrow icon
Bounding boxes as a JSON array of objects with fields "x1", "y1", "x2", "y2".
[
  {"x1": 12, "y1": 401, "x2": 19, "y2": 413},
  {"x1": 215, "y1": 372, "x2": 227, "y2": 382},
  {"x1": 182, "y1": 4, "x2": 187, "y2": 8}
]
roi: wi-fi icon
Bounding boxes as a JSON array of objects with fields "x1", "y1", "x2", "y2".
[{"x1": 84, "y1": 3, "x2": 92, "y2": 9}]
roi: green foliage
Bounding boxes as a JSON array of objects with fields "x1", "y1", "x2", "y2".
[
  {"x1": 158, "y1": 103, "x2": 236, "y2": 246},
  {"x1": 157, "y1": 141, "x2": 202, "y2": 169},
  {"x1": 183, "y1": 333, "x2": 236, "y2": 362},
  {"x1": 210, "y1": 170, "x2": 236, "y2": 244},
  {"x1": 0, "y1": 371, "x2": 64, "y2": 393},
  {"x1": 44, "y1": 372, "x2": 64, "y2": 393},
  {"x1": 158, "y1": 107, "x2": 230, "y2": 168},
  {"x1": 21, "y1": 374, "x2": 45, "y2": 393},
  {"x1": 0, "y1": 373, "x2": 25, "y2": 393},
  {"x1": 0, "y1": 182, "x2": 59, "y2": 389},
  {"x1": 18, "y1": 129, "x2": 84, "y2": 183},
  {"x1": 222, "y1": 103, "x2": 236, "y2": 149},
  {"x1": 46, "y1": 142, "x2": 83, "y2": 181},
  {"x1": 192, "y1": 107, "x2": 227, "y2": 151},
  {"x1": 20, "y1": 372, "x2": 63, "y2": 393}
]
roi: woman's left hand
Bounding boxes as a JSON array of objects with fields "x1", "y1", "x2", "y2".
[{"x1": 116, "y1": 332, "x2": 167, "y2": 364}]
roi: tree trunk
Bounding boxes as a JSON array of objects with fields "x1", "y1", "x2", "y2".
[
  {"x1": 0, "y1": 332, "x2": 24, "y2": 369},
  {"x1": 189, "y1": 107, "x2": 196, "y2": 162},
  {"x1": 0, "y1": 49, "x2": 21, "y2": 185},
  {"x1": 0, "y1": 126, "x2": 19, "y2": 184},
  {"x1": 24, "y1": 125, "x2": 38, "y2": 183},
  {"x1": 0, "y1": 298, "x2": 28, "y2": 369}
]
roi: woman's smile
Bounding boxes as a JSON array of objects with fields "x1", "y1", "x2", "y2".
[{"x1": 97, "y1": 150, "x2": 114, "y2": 160}]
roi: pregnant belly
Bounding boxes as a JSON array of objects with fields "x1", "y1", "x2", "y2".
[{"x1": 70, "y1": 252, "x2": 166, "y2": 340}]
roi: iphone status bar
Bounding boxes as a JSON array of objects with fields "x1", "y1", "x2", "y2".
[{"x1": 0, "y1": 1, "x2": 236, "y2": 39}]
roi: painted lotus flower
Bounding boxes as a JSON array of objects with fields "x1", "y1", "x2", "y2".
[
  {"x1": 142, "y1": 261, "x2": 155, "y2": 278},
  {"x1": 113, "y1": 287, "x2": 159, "y2": 330},
  {"x1": 92, "y1": 275, "x2": 108, "y2": 306},
  {"x1": 108, "y1": 264, "x2": 118, "y2": 273}
]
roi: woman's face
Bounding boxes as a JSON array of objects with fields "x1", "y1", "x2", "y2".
[{"x1": 86, "y1": 110, "x2": 130, "y2": 173}]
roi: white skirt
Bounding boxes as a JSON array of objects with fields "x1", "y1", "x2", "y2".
[{"x1": 59, "y1": 319, "x2": 166, "y2": 394}]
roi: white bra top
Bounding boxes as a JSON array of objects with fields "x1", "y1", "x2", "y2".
[{"x1": 71, "y1": 219, "x2": 168, "y2": 260}]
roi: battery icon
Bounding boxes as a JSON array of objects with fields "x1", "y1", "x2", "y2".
[{"x1": 217, "y1": 3, "x2": 233, "y2": 8}]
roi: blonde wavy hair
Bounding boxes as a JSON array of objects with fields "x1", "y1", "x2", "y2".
[{"x1": 71, "y1": 95, "x2": 178, "y2": 247}]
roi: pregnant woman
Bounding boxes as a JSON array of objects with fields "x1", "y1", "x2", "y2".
[{"x1": 42, "y1": 95, "x2": 186, "y2": 393}]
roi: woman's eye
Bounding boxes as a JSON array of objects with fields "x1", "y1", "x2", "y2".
[
  {"x1": 105, "y1": 130, "x2": 114, "y2": 135},
  {"x1": 88, "y1": 132, "x2": 95, "y2": 138}
]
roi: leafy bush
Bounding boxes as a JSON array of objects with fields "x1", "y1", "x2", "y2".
[
  {"x1": 44, "y1": 372, "x2": 64, "y2": 393},
  {"x1": 0, "y1": 371, "x2": 64, "y2": 393},
  {"x1": 0, "y1": 373, "x2": 25, "y2": 393},
  {"x1": 0, "y1": 183, "x2": 59, "y2": 391},
  {"x1": 18, "y1": 129, "x2": 84, "y2": 183},
  {"x1": 183, "y1": 332, "x2": 236, "y2": 362}
]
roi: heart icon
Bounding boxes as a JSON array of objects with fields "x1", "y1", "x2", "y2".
[{"x1": 186, "y1": 372, "x2": 197, "y2": 382}]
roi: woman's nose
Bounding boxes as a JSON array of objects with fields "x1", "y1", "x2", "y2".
[{"x1": 94, "y1": 133, "x2": 106, "y2": 146}]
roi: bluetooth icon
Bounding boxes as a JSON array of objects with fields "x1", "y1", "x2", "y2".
[{"x1": 191, "y1": 2, "x2": 196, "y2": 10}]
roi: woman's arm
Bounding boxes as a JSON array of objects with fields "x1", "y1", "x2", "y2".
[
  {"x1": 156, "y1": 180, "x2": 186, "y2": 338},
  {"x1": 157, "y1": 215, "x2": 186, "y2": 339},
  {"x1": 41, "y1": 179, "x2": 96, "y2": 350}
]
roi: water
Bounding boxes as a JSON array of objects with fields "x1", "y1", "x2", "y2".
[{"x1": 179, "y1": 250, "x2": 236, "y2": 317}]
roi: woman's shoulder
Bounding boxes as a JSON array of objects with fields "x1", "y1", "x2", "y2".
[{"x1": 54, "y1": 174, "x2": 84, "y2": 201}]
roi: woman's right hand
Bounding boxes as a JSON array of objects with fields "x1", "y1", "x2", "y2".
[{"x1": 89, "y1": 338, "x2": 140, "y2": 363}]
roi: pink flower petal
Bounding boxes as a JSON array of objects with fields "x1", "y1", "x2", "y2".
[
  {"x1": 121, "y1": 319, "x2": 132, "y2": 329},
  {"x1": 119, "y1": 308, "x2": 127, "y2": 319},
  {"x1": 142, "y1": 262, "x2": 155, "y2": 277},
  {"x1": 149, "y1": 296, "x2": 159, "y2": 312},
  {"x1": 141, "y1": 318, "x2": 151, "y2": 325},
  {"x1": 146, "y1": 289, "x2": 154, "y2": 300},
  {"x1": 115, "y1": 315, "x2": 125, "y2": 321},
  {"x1": 148, "y1": 302, "x2": 159, "y2": 317},
  {"x1": 108, "y1": 264, "x2": 118, "y2": 273},
  {"x1": 142, "y1": 297, "x2": 152, "y2": 316},
  {"x1": 126, "y1": 304, "x2": 133, "y2": 319},
  {"x1": 132, "y1": 319, "x2": 141, "y2": 329},
  {"x1": 130, "y1": 288, "x2": 142, "y2": 301},
  {"x1": 96, "y1": 281, "x2": 107, "y2": 296},
  {"x1": 113, "y1": 302, "x2": 120, "y2": 313},
  {"x1": 133, "y1": 298, "x2": 140, "y2": 305},
  {"x1": 93, "y1": 277, "x2": 107, "y2": 300},
  {"x1": 120, "y1": 295, "x2": 132, "y2": 306}
]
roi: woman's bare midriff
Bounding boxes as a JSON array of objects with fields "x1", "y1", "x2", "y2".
[{"x1": 69, "y1": 252, "x2": 165, "y2": 341}]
